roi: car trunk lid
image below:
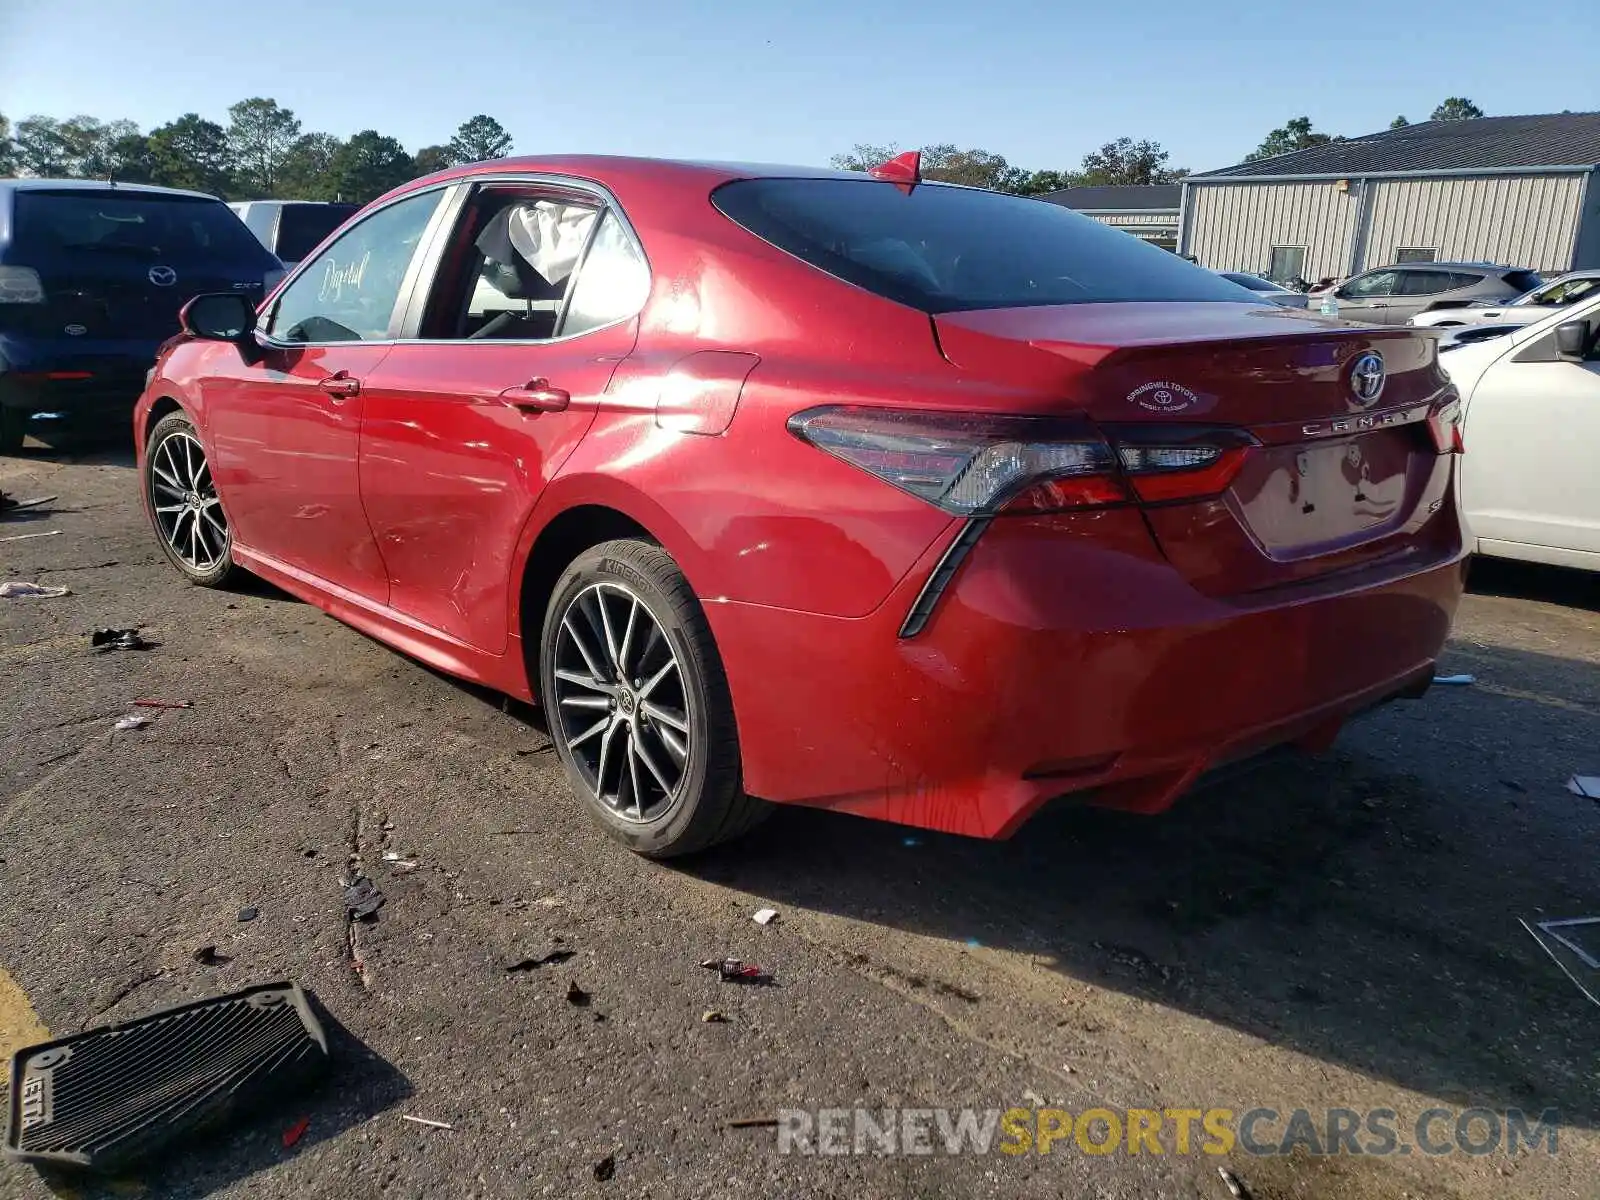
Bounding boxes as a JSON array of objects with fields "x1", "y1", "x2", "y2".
[{"x1": 934, "y1": 302, "x2": 1461, "y2": 596}]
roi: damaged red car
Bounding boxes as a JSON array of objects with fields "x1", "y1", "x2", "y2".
[{"x1": 134, "y1": 153, "x2": 1467, "y2": 856}]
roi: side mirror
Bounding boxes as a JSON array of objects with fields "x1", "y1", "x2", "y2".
[
  {"x1": 1554, "y1": 320, "x2": 1593, "y2": 361},
  {"x1": 180, "y1": 293, "x2": 257, "y2": 342}
]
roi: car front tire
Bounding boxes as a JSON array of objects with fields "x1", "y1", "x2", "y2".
[
  {"x1": 144, "y1": 411, "x2": 237, "y2": 588},
  {"x1": 539, "y1": 538, "x2": 767, "y2": 858}
]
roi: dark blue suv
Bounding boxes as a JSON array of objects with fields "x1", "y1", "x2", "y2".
[{"x1": 0, "y1": 180, "x2": 283, "y2": 452}]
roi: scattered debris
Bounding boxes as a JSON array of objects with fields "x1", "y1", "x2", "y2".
[
  {"x1": 0, "y1": 529, "x2": 61, "y2": 542},
  {"x1": 1519, "y1": 918, "x2": 1600, "y2": 1009},
  {"x1": 566, "y1": 980, "x2": 592, "y2": 1007},
  {"x1": 113, "y1": 714, "x2": 152, "y2": 731},
  {"x1": 1022, "y1": 1088, "x2": 1046, "y2": 1106},
  {"x1": 505, "y1": 949, "x2": 576, "y2": 972},
  {"x1": 91, "y1": 628, "x2": 152, "y2": 652},
  {"x1": 701, "y1": 1010, "x2": 729, "y2": 1024},
  {"x1": 1432, "y1": 673, "x2": 1475, "y2": 686},
  {"x1": 281, "y1": 1116, "x2": 310, "y2": 1148},
  {"x1": 0, "y1": 581, "x2": 70, "y2": 598},
  {"x1": 401, "y1": 1115, "x2": 454, "y2": 1131},
  {"x1": 0, "y1": 492, "x2": 57, "y2": 514},
  {"x1": 2, "y1": 982, "x2": 328, "y2": 1173},
  {"x1": 193, "y1": 945, "x2": 233, "y2": 968},
  {"x1": 752, "y1": 907, "x2": 779, "y2": 926},
  {"x1": 343, "y1": 876, "x2": 385, "y2": 921},
  {"x1": 238, "y1": 907, "x2": 259, "y2": 923},
  {"x1": 133, "y1": 698, "x2": 193, "y2": 710},
  {"x1": 1218, "y1": 1166, "x2": 1251, "y2": 1199},
  {"x1": 593, "y1": 1153, "x2": 616, "y2": 1182},
  {"x1": 700, "y1": 957, "x2": 775, "y2": 986},
  {"x1": 1566, "y1": 776, "x2": 1600, "y2": 800},
  {"x1": 1533, "y1": 917, "x2": 1600, "y2": 969},
  {"x1": 726, "y1": 1117, "x2": 780, "y2": 1129}
]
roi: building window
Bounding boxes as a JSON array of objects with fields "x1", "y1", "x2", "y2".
[
  {"x1": 1266, "y1": 246, "x2": 1306, "y2": 284},
  {"x1": 1395, "y1": 247, "x2": 1438, "y2": 263}
]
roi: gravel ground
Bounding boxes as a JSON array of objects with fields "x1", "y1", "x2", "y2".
[{"x1": 2, "y1": 441, "x2": 1597, "y2": 1200}]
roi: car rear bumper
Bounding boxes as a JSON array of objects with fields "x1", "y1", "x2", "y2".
[
  {"x1": 0, "y1": 335, "x2": 159, "y2": 426},
  {"x1": 706, "y1": 507, "x2": 1467, "y2": 839}
]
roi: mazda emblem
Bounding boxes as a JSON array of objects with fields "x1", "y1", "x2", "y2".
[
  {"x1": 1349, "y1": 351, "x2": 1386, "y2": 407},
  {"x1": 148, "y1": 265, "x2": 178, "y2": 287}
]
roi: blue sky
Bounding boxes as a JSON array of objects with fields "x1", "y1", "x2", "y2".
[{"x1": 2, "y1": 0, "x2": 1592, "y2": 174}]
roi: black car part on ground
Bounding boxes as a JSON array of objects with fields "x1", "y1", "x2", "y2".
[{"x1": 4, "y1": 982, "x2": 330, "y2": 1173}]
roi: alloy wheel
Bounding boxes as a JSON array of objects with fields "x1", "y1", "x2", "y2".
[
  {"x1": 551, "y1": 582, "x2": 692, "y2": 823},
  {"x1": 149, "y1": 431, "x2": 229, "y2": 572}
]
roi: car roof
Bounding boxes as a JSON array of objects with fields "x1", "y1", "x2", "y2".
[{"x1": 0, "y1": 177, "x2": 221, "y2": 201}]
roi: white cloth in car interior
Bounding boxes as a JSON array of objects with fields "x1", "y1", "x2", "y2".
[{"x1": 475, "y1": 202, "x2": 597, "y2": 286}]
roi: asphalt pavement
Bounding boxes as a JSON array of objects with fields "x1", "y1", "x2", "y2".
[{"x1": 1, "y1": 441, "x2": 1597, "y2": 1200}]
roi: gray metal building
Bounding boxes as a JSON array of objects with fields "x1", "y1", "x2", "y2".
[
  {"x1": 1178, "y1": 112, "x2": 1600, "y2": 283},
  {"x1": 1042, "y1": 184, "x2": 1182, "y2": 251}
]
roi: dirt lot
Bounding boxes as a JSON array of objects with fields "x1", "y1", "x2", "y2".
[{"x1": 2, "y1": 442, "x2": 1598, "y2": 1200}]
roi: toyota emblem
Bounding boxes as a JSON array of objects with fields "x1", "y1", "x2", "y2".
[
  {"x1": 148, "y1": 265, "x2": 178, "y2": 287},
  {"x1": 1349, "y1": 351, "x2": 1386, "y2": 407}
]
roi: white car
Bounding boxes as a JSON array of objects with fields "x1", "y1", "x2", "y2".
[
  {"x1": 1442, "y1": 289, "x2": 1600, "y2": 571},
  {"x1": 1412, "y1": 270, "x2": 1600, "y2": 330}
]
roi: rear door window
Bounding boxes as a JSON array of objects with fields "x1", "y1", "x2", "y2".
[
  {"x1": 1396, "y1": 270, "x2": 1458, "y2": 296},
  {"x1": 13, "y1": 190, "x2": 271, "y2": 265},
  {"x1": 712, "y1": 178, "x2": 1249, "y2": 313},
  {"x1": 1502, "y1": 270, "x2": 1544, "y2": 293}
]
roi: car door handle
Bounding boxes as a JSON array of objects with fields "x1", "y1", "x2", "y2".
[
  {"x1": 1368, "y1": 302, "x2": 1390, "y2": 308},
  {"x1": 319, "y1": 371, "x2": 361, "y2": 398},
  {"x1": 500, "y1": 378, "x2": 570, "y2": 413}
]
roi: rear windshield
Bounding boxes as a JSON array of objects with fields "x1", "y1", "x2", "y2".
[
  {"x1": 1502, "y1": 269, "x2": 1544, "y2": 294},
  {"x1": 276, "y1": 204, "x2": 357, "y2": 262},
  {"x1": 13, "y1": 190, "x2": 271, "y2": 264},
  {"x1": 1221, "y1": 272, "x2": 1284, "y2": 293},
  {"x1": 712, "y1": 178, "x2": 1252, "y2": 313}
]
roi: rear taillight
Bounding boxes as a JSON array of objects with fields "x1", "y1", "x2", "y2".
[
  {"x1": 1101, "y1": 424, "x2": 1258, "y2": 504},
  {"x1": 788, "y1": 406, "x2": 1259, "y2": 515},
  {"x1": 1426, "y1": 396, "x2": 1464, "y2": 454},
  {"x1": 0, "y1": 266, "x2": 45, "y2": 305},
  {"x1": 787, "y1": 406, "x2": 1122, "y2": 516}
]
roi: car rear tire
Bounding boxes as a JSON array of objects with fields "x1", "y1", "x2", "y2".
[
  {"x1": 144, "y1": 411, "x2": 237, "y2": 588},
  {"x1": 539, "y1": 538, "x2": 767, "y2": 858}
]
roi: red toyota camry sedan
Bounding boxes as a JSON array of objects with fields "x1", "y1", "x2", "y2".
[{"x1": 134, "y1": 154, "x2": 1467, "y2": 857}]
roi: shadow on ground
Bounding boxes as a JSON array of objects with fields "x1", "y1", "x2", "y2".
[
  {"x1": 30, "y1": 1001, "x2": 411, "y2": 1200},
  {"x1": 1467, "y1": 556, "x2": 1600, "y2": 613},
  {"x1": 677, "y1": 638, "x2": 1600, "y2": 1128}
]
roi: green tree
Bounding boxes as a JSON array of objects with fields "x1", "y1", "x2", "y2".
[
  {"x1": 104, "y1": 126, "x2": 155, "y2": 183},
  {"x1": 1431, "y1": 97, "x2": 1484, "y2": 122},
  {"x1": 1245, "y1": 116, "x2": 1337, "y2": 162},
  {"x1": 227, "y1": 97, "x2": 302, "y2": 195},
  {"x1": 1390, "y1": 115, "x2": 1410, "y2": 129},
  {"x1": 14, "y1": 116, "x2": 71, "y2": 176},
  {"x1": 828, "y1": 143, "x2": 1024, "y2": 191},
  {"x1": 448, "y1": 115, "x2": 512, "y2": 164},
  {"x1": 277, "y1": 133, "x2": 343, "y2": 199},
  {"x1": 1076, "y1": 137, "x2": 1187, "y2": 186},
  {"x1": 413, "y1": 144, "x2": 453, "y2": 175},
  {"x1": 329, "y1": 131, "x2": 414, "y2": 203},
  {"x1": 1010, "y1": 169, "x2": 1081, "y2": 196},
  {"x1": 147, "y1": 114, "x2": 235, "y2": 195},
  {"x1": 0, "y1": 112, "x2": 14, "y2": 175}
]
